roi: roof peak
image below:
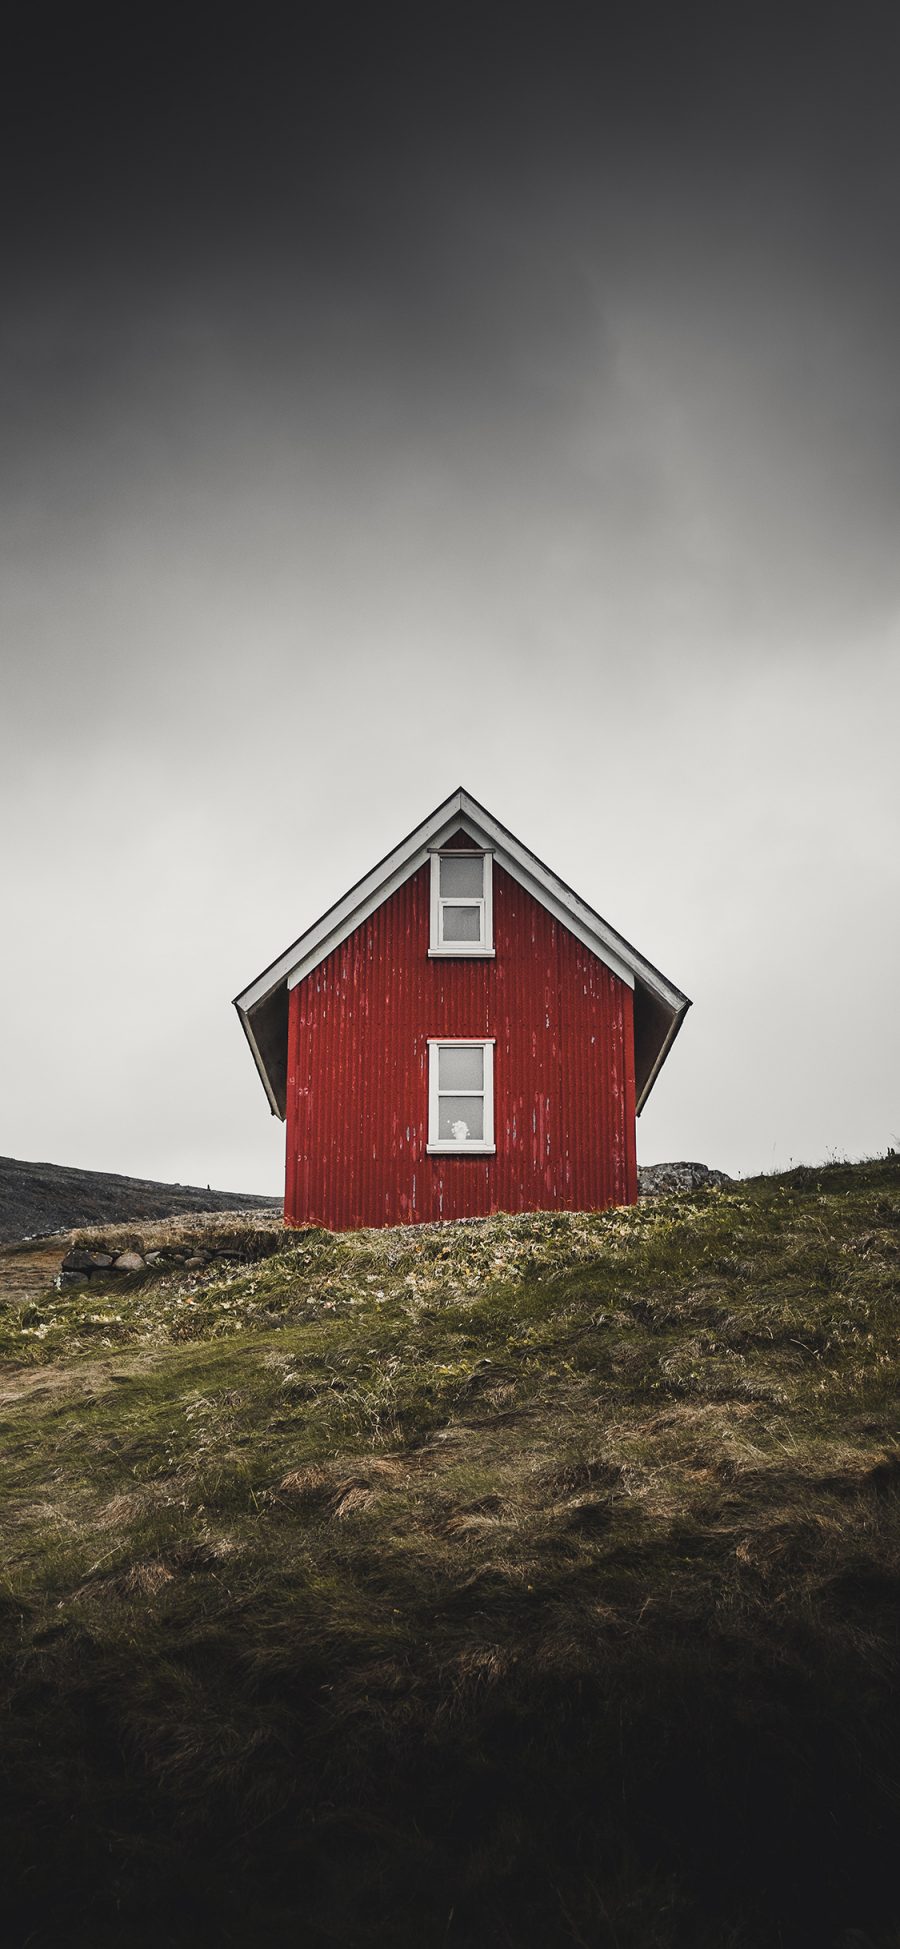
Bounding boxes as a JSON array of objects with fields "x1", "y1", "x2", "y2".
[{"x1": 234, "y1": 790, "x2": 690, "y2": 1121}]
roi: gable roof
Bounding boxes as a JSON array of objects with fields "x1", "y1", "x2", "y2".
[{"x1": 234, "y1": 787, "x2": 690, "y2": 1120}]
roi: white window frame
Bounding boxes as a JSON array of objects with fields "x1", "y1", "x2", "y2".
[
  {"x1": 427, "y1": 1039, "x2": 495, "y2": 1154},
  {"x1": 428, "y1": 849, "x2": 494, "y2": 957}
]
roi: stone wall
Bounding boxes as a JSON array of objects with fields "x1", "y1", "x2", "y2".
[
  {"x1": 638, "y1": 1161, "x2": 731, "y2": 1199},
  {"x1": 58, "y1": 1235, "x2": 282, "y2": 1288}
]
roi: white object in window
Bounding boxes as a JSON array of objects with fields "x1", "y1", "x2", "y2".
[
  {"x1": 427, "y1": 1040, "x2": 495, "y2": 1153},
  {"x1": 429, "y1": 851, "x2": 494, "y2": 955}
]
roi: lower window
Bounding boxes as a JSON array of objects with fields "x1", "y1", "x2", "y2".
[{"x1": 427, "y1": 1039, "x2": 495, "y2": 1154}]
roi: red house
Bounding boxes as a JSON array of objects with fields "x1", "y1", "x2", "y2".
[{"x1": 234, "y1": 789, "x2": 690, "y2": 1231}]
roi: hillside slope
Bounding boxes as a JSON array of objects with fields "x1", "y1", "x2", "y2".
[
  {"x1": 0, "y1": 1152, "x2": 280, "y2": 1244},
  {"x1": 1, "y1": 1157, "x2": 899, "y2": 1947}
]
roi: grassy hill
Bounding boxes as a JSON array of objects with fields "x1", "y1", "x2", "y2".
[
  {"x1": 2, "y1": 1157, "x2": 899, "y2": 1947},
  {"x1": 0, "y1": 1152, "x2": 279, "y2": 1245}
]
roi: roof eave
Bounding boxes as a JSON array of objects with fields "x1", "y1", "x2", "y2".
[
  {"x1": 234, "y1": 1000, "x2": 284, "y2": 1120},
  {"x1": 634, "y1": 994, "x2": 692, "y2": 1115}
]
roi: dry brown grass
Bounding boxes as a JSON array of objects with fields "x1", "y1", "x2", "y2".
[{"x1": 69, "y1": 1205, "x2": 285, "y2": 1254}]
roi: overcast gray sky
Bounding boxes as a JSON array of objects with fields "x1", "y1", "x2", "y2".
[{"x1": 2, "y1": 2, "x2": 898, "y2": 1194}]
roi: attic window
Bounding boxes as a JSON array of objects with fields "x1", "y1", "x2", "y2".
[
  {"x1": 427, "y1": 1040, "x2": 495, "y2": 1153},
  {"x1": 429, "y1": 850, "x2": 494, "y2": 956}
]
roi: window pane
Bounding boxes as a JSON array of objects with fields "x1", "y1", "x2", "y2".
[
  {"x1": 442, "y1": 904, "x2": 481, "y2": 941},
  {"x1": 438, "y1": 1096, "x2": 485, "y2": 1142},
  {"x1": 440, "y1": 855, "x2": 484, "y2": 898},
  {"x1": 439, "y1": 1045, "x2": 483, "y2": 1091}
]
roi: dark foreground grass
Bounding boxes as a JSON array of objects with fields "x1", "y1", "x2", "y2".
[{"x1": 1, "y1": 1158, "x2": 899, "y2": 1947}]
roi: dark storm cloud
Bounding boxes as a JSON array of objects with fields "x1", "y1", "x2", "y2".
[
  {"x1": 6, "y1": 3, "x2": 899, "y2": 346},
  {"x1": 7, "y1": 2, "x2": 900, "y2": 626},
  {"x1": 9, "y1": 4, "x2": 900, "y2": 267}
]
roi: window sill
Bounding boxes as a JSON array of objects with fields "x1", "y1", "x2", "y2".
[
  {"x1": 428, "y1": 948, "x2": 496, "y2": 959},
  {"x1": 427, "y1": 1144, "x2": 496, "y2": 1156}
]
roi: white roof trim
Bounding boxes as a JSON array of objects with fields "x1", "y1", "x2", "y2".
[
  {"x1": 235, "y1": 798, "x2": 463, "y2": 1014},
  {"x1": 235, "y1": 789, "x2": 687, "y2": 1012}
]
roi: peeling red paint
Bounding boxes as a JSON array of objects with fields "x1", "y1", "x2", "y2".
[{"x1": 285, "y1": 858, "x2": 638, "y2": 1230}]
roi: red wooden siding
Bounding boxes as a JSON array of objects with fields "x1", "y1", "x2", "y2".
[{"x1": 285, "y1": 859, "x2": 637, "y2": 1230}]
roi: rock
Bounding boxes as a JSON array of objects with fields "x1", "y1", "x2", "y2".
[
  {"x1": 638, "y1": 1162, "x2": 731, "y2": 1200},
  {"x1": 183, "y1": 1254, "x2": 207, "y2": 1269},
  {"x1": 61, "y1": 1248, "x2": 100, "y2": 1271},
  {"x1": 58, "y1": 1270, "x2": 88, "y2": 1287},
  {"x1": 61, "y1": 1247, "x2": 113, "y2": 1274},
  {"x1": 113, "y1": 1250, "x2": 145, "y2": 1271}
]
